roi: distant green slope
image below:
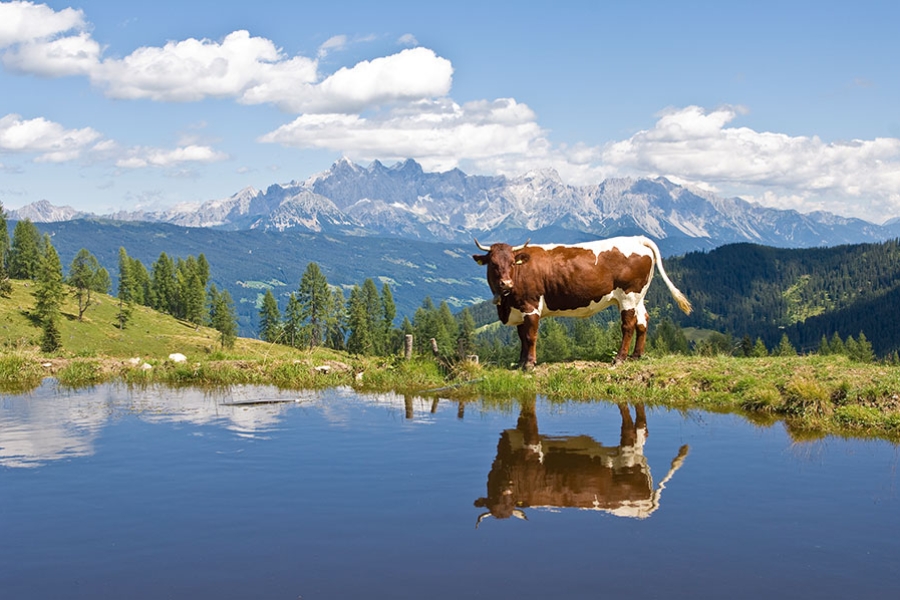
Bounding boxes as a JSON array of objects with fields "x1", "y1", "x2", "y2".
[{"x1": 0, "y1": 279, "x2": 297, "y2": 360}]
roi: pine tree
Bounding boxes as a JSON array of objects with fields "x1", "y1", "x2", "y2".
[
  {"x1": 258, "y1": 289, "x2": 282, "y2": 343},
  {"x1": 829, "y1": 331, "x2": 846, "y2": 356},
  {"x1": 346, "y1": 285, "x2": 373, "y2": 355},
  {"x1": 129, "y1": 257, "x2": 151, "y2": 306},
  {"x1": 116, "y1": 247, "x2": 135, "y2": 329},
  {"x1": 67, "y1": 248, "x2": 110, "y2": 321},
  {"x1": 150, "y1": 252, "x2": 177, "y2": 314},
  {"x1": 457, "y1": 308, "x2": 476, "y2": 358},
  {"x1": 381, "y1": 282, "x2": 397, "y2": 354},
  {"x1": 326, "y1": 287, "x2": 346, "y2": 350},
  {"x1": 298, "y1": 262, "x2": 331, "y2": 348},
  {"x1": 854, "y1": 331, "x2": 875, "y2": 363},
  {"x1": 283, "y1": 293, "x2": 303, "y2": 348},
  {"x1": 750, "y1": 337, "x2": 769, "y2": 357},
  {"x1": 362, "y1": 279, "x2": 383, "y2": 354},
  {"x1": 0, "y1": 201, "x2": 10, "y2": 297},
  {"x1": 33, "y1": 235, "x2": 65, "y2": 352},
  {"x1": 818, "y1": 334, "x2": 831, "y2": 355},
  {"x1": 207, "y1": 285, "x2": 237, "y2": 350},
  {"x1": 8, "y1": 218, "x2": 42, "y2": 279},
  {"x1": 775, "y1": 333, "x2": 797, "y2": 356}
]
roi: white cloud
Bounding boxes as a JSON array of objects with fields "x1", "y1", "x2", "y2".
[
  {"x1": 0, "y1": 113, "x2": 101, "y2": 162},
  {"x1": 0, "y1": 1, "x2": 86, "y2": 47},
  {"x1": 242, "y1": 47, "x2": 453, "y2": 113},
  {"x1": 0, "y1": 4, "x2": 452, "y2": 114},
  {"x1": 398, "y1": 33, "x2": 418, "y2": 46},
  {"x1": 116, "y1": 145, "x2": 228, "y2": 169},
  {"x1": 601, "y1": 105, "x2": 900, "y2": 221},
  {"x1": 317, "y1": 35, "x2": 347, "y2": 58}
]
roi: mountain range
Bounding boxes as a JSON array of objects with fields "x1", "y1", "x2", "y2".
[{"x1": 10, "y1": 158, "x2": 900, "y2": 255}]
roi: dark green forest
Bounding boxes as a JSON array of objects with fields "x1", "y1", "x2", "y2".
[{"x1": 644, "y1": 239, "x2": 900, "y2": 355}]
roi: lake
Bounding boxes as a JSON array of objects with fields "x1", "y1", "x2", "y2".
[{"x1": 2, "y1": 382, "x2": 899, "y2": 599}]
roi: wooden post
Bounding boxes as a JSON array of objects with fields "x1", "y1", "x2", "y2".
[{"x1": 404, "y1": 334, "x2": 413, "y2": 360}]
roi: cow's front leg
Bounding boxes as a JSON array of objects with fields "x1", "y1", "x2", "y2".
[
  {"x1": 516, "y1": 314, "x2": 540, "y2": 370},
  {"x1": 615, "y1": 309, "x2": 637, "y2": 364}
]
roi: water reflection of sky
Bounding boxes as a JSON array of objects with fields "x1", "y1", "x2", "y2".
[{"x1": 2, "y1": 383, "x2": 900, "y2": 599}]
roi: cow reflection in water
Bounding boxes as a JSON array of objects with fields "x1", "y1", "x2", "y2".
[{"x1": 475, "y1": 402, "x2": 689, "y2": 526}]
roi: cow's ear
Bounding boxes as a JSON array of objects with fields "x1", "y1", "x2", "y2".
[
  {"x1": 473, "y1": 254, "x2": 488, "y2": 265},
  {"x1": 514, "y1": 253, "x2": 530, "y2": 265}
]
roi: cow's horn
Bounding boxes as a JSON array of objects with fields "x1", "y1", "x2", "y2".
[
  {"x1": 473, "y1": 238, "x2": 492, "y2": 252},
  {"x1": 512, "y1": 509, "x2": 528, "y2": 521},
  {"x1": 511, "y1": 239, "x2": 531, "y2": 252},
  {"x1": 475, "y1": 512, "x2": 492, "y2": 529}
]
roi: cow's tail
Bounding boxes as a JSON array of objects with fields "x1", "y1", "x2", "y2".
[{"x1": 642, "y1": 237, "x2": 692, "y2": 315}]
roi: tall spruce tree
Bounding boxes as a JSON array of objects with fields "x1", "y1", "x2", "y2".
[
  {"x1": 8, "y1": 218, "x2": 42, "y2": 280},
  {"x1": 0, "y1": 201, "x2": 10, "y2": 297},
  {"x1": 116, "y1": 247, "x2": 135, "y2": 329},
  {"x1": 207, "y1": 285, "x2": 237, "y2": 350},
  {"x1": 258, "y1": 289, "x2": 282, "y2": 343},
  {"x1": 298, "y1": 262, "x2": 331, "y2": 348},
  {"x1": 283, "y1": 292, "x2": 303, "y2": 348},
  {"x1": 33, "y1": 235, "x2": 65, "y2": 352}
]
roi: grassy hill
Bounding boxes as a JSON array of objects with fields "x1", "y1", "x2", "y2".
[{"x1": 1, "y1": 279, "x2": 297, "y2": 361}]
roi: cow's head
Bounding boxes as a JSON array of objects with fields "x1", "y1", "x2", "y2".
[{"x1": 472, "y1": 239, "x2": 530, "y2": 304}]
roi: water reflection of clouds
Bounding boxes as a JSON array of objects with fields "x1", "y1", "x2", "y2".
[
  {"x1": 0, "y1": 385, "x2": 108, "y2": 468},
  {"x1": 0, "y1": 383, "x2": 315, "y2": 468}
]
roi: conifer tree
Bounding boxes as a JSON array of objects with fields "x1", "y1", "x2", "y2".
[
  {"x1": 775, "y1": 333, "x2": 797, "y2": 356},
  {"x1": 326, "y1": 287, "x2": 347, "y2": 350},
  {"x1": 150, "y1": 252, "x2": 177, "y2": 314},
  {"x1": 750, "y1": 337, "x2": 769, "y2": 357},
  {"x1": 283, "y1": 292, "x2": 303, "y2": 348},
  {"x1": 457, "y1": 308, "x2": 476, "y2": 358},
  {"x1": 258, "y1": 289, "x2": 282, "y2": 343},
  {"x1": 8, "y1": 218, "x2": 42, "y2": 279},
  {"x1": 0, "y1": 201, "x2": 10, "y2": 297},
  {"x1": 33, "y1": 235, "x2": 65, "y2": 352},
  {"x1": 346, "y1": 284, "x2": 374, "y2": 355},
  {"x1": 116, "y1": 247, "x2": 135, "y2": 329},
  {"x1": 129, "y1": 257, "x2": 151, "y2": 306},
  {"x1": 381, "y1": 282, "x2": 397, "y2": 354},
  {"x1": 298, "y1": 262, "x2": 331, "y2": 348},
  {"x1": 207, "y1": 285, "x2": 237, "y2": 350}
]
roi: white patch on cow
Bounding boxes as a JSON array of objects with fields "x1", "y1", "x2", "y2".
[{"x1": 533, "y1": 236, "x2": 654, "y2": 266}]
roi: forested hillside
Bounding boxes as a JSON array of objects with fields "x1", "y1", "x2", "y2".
[{"x1": 647, "y1": 239, "x2": 900, "y2": 355}]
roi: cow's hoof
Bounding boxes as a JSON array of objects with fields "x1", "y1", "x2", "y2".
[
  {"x1": 520, "y1": 362, "x2": 536, "y2": 372},
  {"x1": 611, "y1": 356, "x2": 626, "y2": 366},
  {"x1": 628, "y1": 354, "x2": 643, "y2": 361}
]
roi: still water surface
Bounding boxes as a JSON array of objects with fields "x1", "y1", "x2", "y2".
[{"x1": 2, "y1": 382, "x2": 899, "y2": 599}]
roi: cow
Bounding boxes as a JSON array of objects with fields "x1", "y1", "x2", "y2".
[
  {"x1": 472, "y1": 236, "x2": 692, "y2": 368},
  {"x1": 474, "y1": 401, "x2": 689, "y2": 526}
]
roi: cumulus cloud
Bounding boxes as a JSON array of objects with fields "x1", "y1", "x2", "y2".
[
  {"x1": 0, "y1": 2, "x2": 452, "y2": 114},
  {"x1": 0, "y1": 1, "x2": 86, "y2": 47},
  {"x1": 259, "y1": 98, "x2": 545, "y2": 171},
  {"x1": 0, "y1": 113, "x2": 101, "y2": 162},
  {"x1": 602, "y1": 105, "x2": 900, "y2": 221}
]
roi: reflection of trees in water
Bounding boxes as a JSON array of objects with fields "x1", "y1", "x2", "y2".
[{"x1": 475, "y1": 401, "x2": 689, "y2": 525}]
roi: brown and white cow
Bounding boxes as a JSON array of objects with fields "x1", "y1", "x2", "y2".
[
  {"x1": 472, "y1": 236, "x2": 692, "y2": 368},
  {"x1": 474, "y1": 401, "x2": 690, "y2": 526}
]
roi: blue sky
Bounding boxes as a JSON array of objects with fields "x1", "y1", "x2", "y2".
[{"x1": 1, "y1": 0, "x2": 898, "y2": 222}]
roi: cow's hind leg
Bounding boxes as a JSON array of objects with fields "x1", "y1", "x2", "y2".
[
  {"x1": 615, "y1": 309, "x2": 637, "y2": 364},
  {"x1": 630, "y1": 304, "x2": 649, "y2": 360}
]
